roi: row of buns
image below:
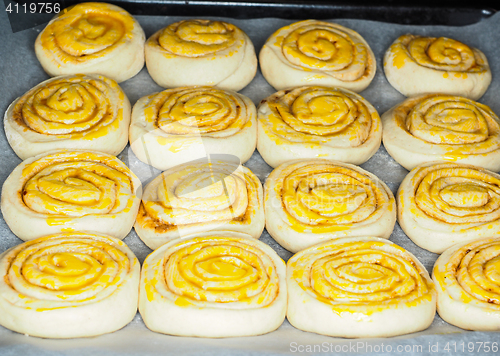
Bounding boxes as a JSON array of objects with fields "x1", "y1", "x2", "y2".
[
  {"x1": 1, "y1": 230, "x2": 498, "y2": 338},
  {"x1": 2, "y1": 150, "x2": 500, "y2": 259},
  {"x1": 6, "y1": 76, "x2": 500, "y2": 174},
  {"x1": 34, "y1": 3, "x2": 491, "y2": 98},
  {"x1": 1, "y1": 0, "x2": 499, "y2": 343}
]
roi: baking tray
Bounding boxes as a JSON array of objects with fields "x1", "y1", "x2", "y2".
[
  {"x1": 1, "y1": 1, "x2": 500, "y2": 355},
  {"x1": 4, "y1": 0, "x2": 498, "y2": 33}
]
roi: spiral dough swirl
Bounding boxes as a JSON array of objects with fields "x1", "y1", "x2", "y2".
[
  {"x1": 290, "y1": 239, "x2": 433, "y2": 307},
  {"x1": 382, "y1": 94, "x2": 500, "y2": 171},
  {"x1": 145, "y1": 236, "x2": 279, "y2": 307},
  {"x1": 286, "y1": 237, "x2": 436, "y2": 337},
  {"x1": 259, "y1": 20, "x2": 376, "y2": 91},
  {"x1": 5, "y1": 74, "x2": 131, "y2": 159},
  {"x1": 433, "y1": 237, "x2": 500, "y2": 330},
  {"x1": 157, "y1": 20, "x2": 239, "y2": 57},
  {"x1": 383, "y1": 34, "x2": 491, "y2": 100},
  {"x1": 135, "y1": 161, "x2": 264, "y2": 250},
  {"x1": 1, "y1": 150, "x2": 141, "y2": 241},
  {"x1": 35, "y1": 3, "x2": 145, "y2": 82},
  {"x1": 129, "y1": 86, "x2": 257, "y2": 171},
  {"x1": 398, "y1": 162, "x2": 500, "y2": 253},
  {"x1": 139, "y1": 232, "x2": 287, "y2": 337},
  {"x1": 265, "y1": 160, "x2": 395, "y2": 252},
  {"x1": 0, "y1": 232, "x2": 140, "y2": 338}
]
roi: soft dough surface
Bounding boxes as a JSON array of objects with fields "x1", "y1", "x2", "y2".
[
  {"x1": 383, "y1": 34, "x2": 491, "y2": 100},
  {"x1": 398, "y1": 162, "x2": 500, "y2": 253},
  {"x1": 287, "y1": 237, "x2": 436, "y2": 338},
  {"x1": 4, "y1": 74, "x2": 131, "y2": 160},
  {"x1": 129, "y1": 86, "x2": 257, "y2": 171},
  {"x1": 134, "y1": 160, "x2": 264, "y2": 250},
  {"x1": 259, "y1": 20, "x2": 376, "y2": 91},
  {"x1": 382, "y1": 94, "x2": 500, "y2": 171},
  {"x1": 1, "y1": 150, "x2": 142, "y2": 241},
  {"x1": 35, "y1": 2, "x2": 145, "y2": 83},
  {"x1": 0, "y1": 232, "x2": 140, "y2": 338},
  {"x1": 139, "y1": 231, "x2": 287, "y2": 337},
  {"x1": 257, "y1": 86, "x2": 382, "y2": 168},
  {"x1": 145, "y1": 19, "x2": 257, "y2": 91},
  {"x1": 433, "y1": 237, "x2": 500, "y2": 331},
  {"x1": 264, "y1": 159, "x2": 396, "y2": 253}
]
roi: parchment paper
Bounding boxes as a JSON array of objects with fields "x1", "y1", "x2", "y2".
[{"x1": 1, "y1": 8, "x2": 500, "y2": 355}]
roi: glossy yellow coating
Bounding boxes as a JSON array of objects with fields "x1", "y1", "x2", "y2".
[
  {"x1": 289, "y1": 239, "x2": 435, "y2": 313},
  {"x1": 141, "y1": 162, "x2": 260, "y2": 229},
  {"x1": 260, "y1": 86, "x2": 379, "y2": 148},
  {"x1": 275, "y1": 20, "x2": 372, "y2": 81},
  {"x1": 275, "y1": 161, "x2": 393, "y2": 233},
  {"x1": 387, "y1": 34, "x2": 489, "y2": 74},
  {"x1": 394, "y1": 95, "x2": 500, "y2": 156},
  {"x1": 412, "y1": 163, "x2": 500, "y2": 224},
  {"x1": 39, "y1": 3, "x2": 137, "y2": 64},
  {"x1": 143, "y1": 236, "x2": 279, "y2": 306},
  {"x1": 142, "y1": 86, "x2": 250, "y2": 137},
  {"x1": 157, "y1": 20, "x2": 240, "y2": 57},
  {"x1": 4, "y1": 233, "x2": 134, "y2": 309},
  {"x1": 433, "y1": 238, "x2": 500, "y2": 306},
  {"x1": 20, "y1": 151, "x2": 135, "y2": 218},
  {"x1": 13, "y1": 74, "x2": 125, "y2": 140}
]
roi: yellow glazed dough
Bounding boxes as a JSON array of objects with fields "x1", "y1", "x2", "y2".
[
  {"x1": 35, "y1": 2, "x2": 145, "y2": 83},
  {"x1": 398, "y1": 162, "x2": 500, "y2": 253},
  {"x1": 287, "y1": 237, "x2": 436, "y2": 338},
  {"x1": 139, "y1": 231, "x2": 287, "y2": 337},
  {"x1": 383, "y1": 34, "x2": 491, "y2": 100},
  {"x1": 433, "y1": 237, "x2": 500, "y2": 331},
  {"x1": 4, "y1": 74, "x2": 131, "y2": 160},
  {"x1": 259, "y1": 20, "x2": 376, "y2": 91},
  {"x1": 0, "y1": 232, "x2": 140, "y2": 338},
  {"x1": 264, "y1": 159, "x2": 396, "y2": 253},
  {"x1": 257, "y1": 86, "x2": 381, "y2": 168},
  {"x1": 145, "y1": 19, "x2": 257, "y2": 91},
  {"x1": 129, "y1": 86, "x2": 257, "y2": 171},
  {"x1": 1, "y1": 150, "x2": 142, "y2": 241},
  {"x1": 135, "y1": 160, "x2": 264, "y2": 250},
  {"x1": 382, "y1": 94, "x2": 500, "y2": 171}
]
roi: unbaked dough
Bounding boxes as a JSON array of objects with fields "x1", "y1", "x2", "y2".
[
  {"x1": 257, "y1": 85, "x2": 381, "y2": 168},
  {"x1": 139, "y1": 231, "x2": 286, "y2": 337},
  {"x1": 4, "y1": 74, "x2": 131, "y2": 160},
  {"x1": 287, "y1": 236, "x2": 436, "y2": 338},
  {"x1": 383, "y1": 34, "x2": 491, "y2": 100},
  {"x1": 265, "y1": 159, "x2": 396, "y2": 253},
  {"x1": 145, "y1": 19, "x2": 257, "y2": 91},
  {"x1": 35, "y1": 2, "x2": 145, "y2": 83},
  {"x1": 1, "y1": 150, "x2": 142, "y2": 241},
  {"x1": 259, "y1": 20, "x2": 376, "y2": 91},
  {"x1": 0, "y1": 232, "x2": 140, "y2": 338}
]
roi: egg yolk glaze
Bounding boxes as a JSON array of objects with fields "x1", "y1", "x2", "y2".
[
  {"x1": 272, "y1": 20, "x2": 375, "y2": 82},
  {"x1": 142, "y1": 86, "x2": 251, "y2": 138},
  {"x1": 434, "y1": 238, "x2": 500, "y2": 309},
  {"x1": 151, "y1": 19, "x2": 244, "y2": 58},
  {"x1": 390, "y1": 94, "x2": 500, "y2": 157},
  {"x1": 289, "y1": 239, "x2": 435, "y2": 313},
  {"x1": 137, "y1": 161, "x2": 261, "y2": 233},
  {"x1": 12, "y1": 74, "x2": 125, "y2": 140},
  {"x1": 20, "y1": 151, "x2": 137, "y2": 217},
  {"x1": 273, "y1": 161, "x2": 394, "y2": 233},
  {"x1": 39, "y1": 2, "x2": 137, "y2": 64},
  {"x1": 387, "y1": 34, "x2": 489, "y2": 74},
  {"x1": 0, "y1": 232, "x2": 138, "y2": 310},
  {"x1": 409, "y1": 163, "x2": 500, "y2": 225},
  {"x1": 143, "y1": 236, "x2": 281, "y2": 307},
  {"x1": 260, "y1": 86, "x2": 380, "y2": 148}
]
